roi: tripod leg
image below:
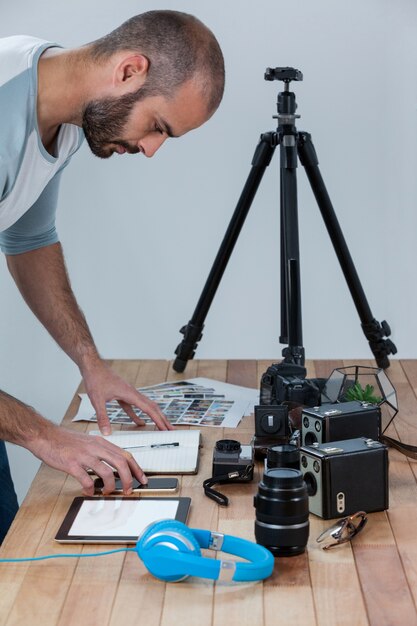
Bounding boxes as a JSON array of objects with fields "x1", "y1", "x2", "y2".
[
  {"x1": 279, "y1": 138, "x2": 304, "y2": 359},
  {"x1": 297, "y1": 132, "x2": 397, "y2": 368},
  {"x1": 279, "y1": 172, "x2": 288, "y2": 343},
  {"x1": 173, "y1": 133, "x2": 277, "y2": 372}
]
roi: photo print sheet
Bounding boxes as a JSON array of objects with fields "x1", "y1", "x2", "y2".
[{"x1": 73, "y1": 378, "x2": 258, "y2": 428}]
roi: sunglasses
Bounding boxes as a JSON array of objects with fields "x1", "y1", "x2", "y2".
[{"x1": 316, "y1": 511, "x2": 368, "y2": 550}]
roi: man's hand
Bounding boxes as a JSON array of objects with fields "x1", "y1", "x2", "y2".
[
  {"x1": 30, "y1": 424, "x2": 146, "y2": 495},
  {"x1": 0, "y1": 390, "x2": 145, "y2": 495},
  {"x1": 81, "y1": 359, "x2": 173, "y2": 435}
]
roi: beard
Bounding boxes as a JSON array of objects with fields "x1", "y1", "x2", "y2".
[{"x1": 82, "y1": 90, "x2": 143, "y2": 158}]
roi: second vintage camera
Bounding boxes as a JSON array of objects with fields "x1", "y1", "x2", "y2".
[{"x1": 300, "y1": 437, "x2": 389, "y2": 519}]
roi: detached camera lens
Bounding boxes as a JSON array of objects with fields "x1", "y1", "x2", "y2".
[{"x1": 254, "y1": 467, "x2": 309, "y2": 557}]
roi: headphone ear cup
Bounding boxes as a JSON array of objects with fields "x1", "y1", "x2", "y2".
[{"x1": 136, "y1": 519, "x2": 201, "y2": 582}]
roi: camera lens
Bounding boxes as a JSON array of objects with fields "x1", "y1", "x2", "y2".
[
  {"x1": 266, "y1": 444, "x2": 300, "y2": 470},
  {"x1": 215, "y1": 439, "x2": 241, "y2": 452},
  {"x1": 304, "y1": 431, "x2": 318, "y2": 446},
  {"x1": 303, "y1": 472, "x2": 317, "y2": 497},
  {"x1": 254, "y1": 467, "x2": 309, "y2": 557}
]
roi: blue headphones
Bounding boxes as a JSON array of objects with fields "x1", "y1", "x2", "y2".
[
  {"x1": 0, "y1": 519, "x2": 274, "y2": 583},
  {"x1": 136, "y1": 519, "x2": 275, "y2": 582}
]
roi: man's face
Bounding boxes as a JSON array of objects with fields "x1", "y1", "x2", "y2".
[{"x1": 82, "y1": 80, "x2": 209, "y2": 159}]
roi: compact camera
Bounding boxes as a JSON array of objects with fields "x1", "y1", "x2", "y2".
[
  {"x1": 300, "y1": 437, "x2": 389, "y2": 519},
  {"x1": 260, "y1": 362, "x2": 324, "y2": 407},
  {"x1": 301, "y1": 400, "x2": 381, "y2": 447},
  {"x1": 212, "y1": 439, "x2": 254, "y2": 482}
]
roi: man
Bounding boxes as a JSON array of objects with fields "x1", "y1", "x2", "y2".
[{"x1": 0, "y1": 10, "x2": 225, "y2": 542}]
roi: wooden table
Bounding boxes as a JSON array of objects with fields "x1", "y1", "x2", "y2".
[{"x1": 1, "y1": 359, "x2": 417, "y2": 626}]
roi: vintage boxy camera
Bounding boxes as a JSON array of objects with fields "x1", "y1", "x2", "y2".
[
  {"x1": 301, "y1": 400, "x2": 381, "y2": 447},
  {"x1": 260, "y1": 362, "x2": 323, "y2": 407},
  {"x1": 255, "y1": 404, "x2": 290, "y2": 439},
  {"x1": 212, "y1": 439, "x2": 254, "y2": 481},
  {"x1": 300, "y1": 437, "x2": 389, "y2": 519},
  {"x1": 253, "y1": 405, "x2": 291, "y2": 459}
]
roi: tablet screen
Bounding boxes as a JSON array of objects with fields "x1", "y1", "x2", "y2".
[{"x1": 55, "y1": 497, "x2": 191, "y2": 543}]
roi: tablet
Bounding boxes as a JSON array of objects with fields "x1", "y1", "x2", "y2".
[{"x1": 55, "y1": 496, "x2": 191, "y2": 544}]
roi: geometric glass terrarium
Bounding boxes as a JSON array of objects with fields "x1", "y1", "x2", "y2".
[{"x1": 321, "y1": 365, "x2": 398, "y2": 434}]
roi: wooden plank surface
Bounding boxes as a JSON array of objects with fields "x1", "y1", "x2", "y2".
[{"x1": 0, "y1": 359, "x2": 417, "y2": 626}]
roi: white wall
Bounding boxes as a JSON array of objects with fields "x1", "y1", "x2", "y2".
[{"x1": 2, "y1": 0, "x2": 417, "y2": 501}]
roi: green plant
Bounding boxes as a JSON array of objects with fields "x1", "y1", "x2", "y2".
[{"x1": 342, "y1": 382, "x2": 382, "y2": 405}]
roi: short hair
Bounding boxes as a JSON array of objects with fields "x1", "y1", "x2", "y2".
[{"x1": 88, "y1": 10, "x2": 225, "y2": 114}]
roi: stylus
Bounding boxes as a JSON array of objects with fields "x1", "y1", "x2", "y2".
[{"x1": 125, "y1": 442, "x2": 180, "y2": 450}]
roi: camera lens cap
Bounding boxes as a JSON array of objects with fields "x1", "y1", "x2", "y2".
[{"x1": 215, "y1": 439, "x2": 241, "y2": 452}]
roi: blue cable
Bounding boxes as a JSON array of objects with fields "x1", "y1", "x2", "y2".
[{"x1": 0, "y1": 548, "x2": 136, "y2": 563}]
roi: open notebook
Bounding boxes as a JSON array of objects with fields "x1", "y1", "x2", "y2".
[{"x1": 89, "y1": 429, "x2": 201, "y2": 474}]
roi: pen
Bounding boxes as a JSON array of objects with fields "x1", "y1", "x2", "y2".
[{"x1": 125, "y1": 442, "x2": 180, "y2": 450}]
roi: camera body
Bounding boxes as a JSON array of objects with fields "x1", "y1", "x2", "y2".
[
  {"x1": 212, "y1": 439, "x2": 254, "y2": 482},
  {"x1": 301, "y1": 400, "x2": 381, "y2": 447},
  {"x1": 300, "y1": 437, "x2": 389, "y2": 519},
  {"x1": 260, "y1": 362, "x2": 323, "y2": 408},
  {"x1": 254, "y1": 404, "x2": 290, "y2": 439},
  {"x1": 253, "y1": 405, "x2": 292, "y2": 459}
]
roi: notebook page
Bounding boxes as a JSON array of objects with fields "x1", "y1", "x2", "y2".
[
  {"x1": 129, "y1": 445, "x2": 198, "y2": 473},
  {"x1": 89, "y1": 429, "x2": 200, "y2": 473}
]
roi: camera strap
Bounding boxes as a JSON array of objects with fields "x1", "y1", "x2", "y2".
[
  {"x1": 203, "y1": 465, "x2": 254, "y2": 506},
  {"x1": 380, "y1": 434, "x2": 417, "y2": 460}
]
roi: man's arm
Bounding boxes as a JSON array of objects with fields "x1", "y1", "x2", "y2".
[
  {"x1": 6, "y1": 242, "x2": 172, "y2": 434},
  {"x1": 0, "y1": 389, "x2": 147, "y2": 494}
]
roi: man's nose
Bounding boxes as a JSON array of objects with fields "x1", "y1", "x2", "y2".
[{"x1": 140, "y1": 134, "x2": 168, "y2": 158}]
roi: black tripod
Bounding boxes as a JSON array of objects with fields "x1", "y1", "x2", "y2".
[{"x1": 173, "y1": 67, "x2": 397, "y2": 376}]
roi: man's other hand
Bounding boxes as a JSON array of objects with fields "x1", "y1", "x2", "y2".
[{"x1": 81, "y1": 360, "x2": 173, "y2": 435}]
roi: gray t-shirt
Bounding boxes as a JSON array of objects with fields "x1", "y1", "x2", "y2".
[{"x1": 0, "y1": 35, "x2": 84, "y2": 254}]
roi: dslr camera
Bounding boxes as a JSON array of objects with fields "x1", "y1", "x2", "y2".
[{"x1": 260, "y1": 362, "x2": 325, "y2": 407}]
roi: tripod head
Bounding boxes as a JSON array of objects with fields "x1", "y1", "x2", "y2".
[
  {"x1": 265, "y1": 67, "x2": 302, "y2": 122},
  {"x1": 264, "y1": 67, "x2": 303, "y2": 84}
]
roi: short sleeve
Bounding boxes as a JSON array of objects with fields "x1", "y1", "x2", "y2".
[{"x1": 0, "y1": 170, "x2": 62, "y2": 255}]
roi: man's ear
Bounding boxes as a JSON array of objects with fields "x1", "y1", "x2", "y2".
[{"x1": 113, "y1": 54, "x2": 149, "y2": 92}]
